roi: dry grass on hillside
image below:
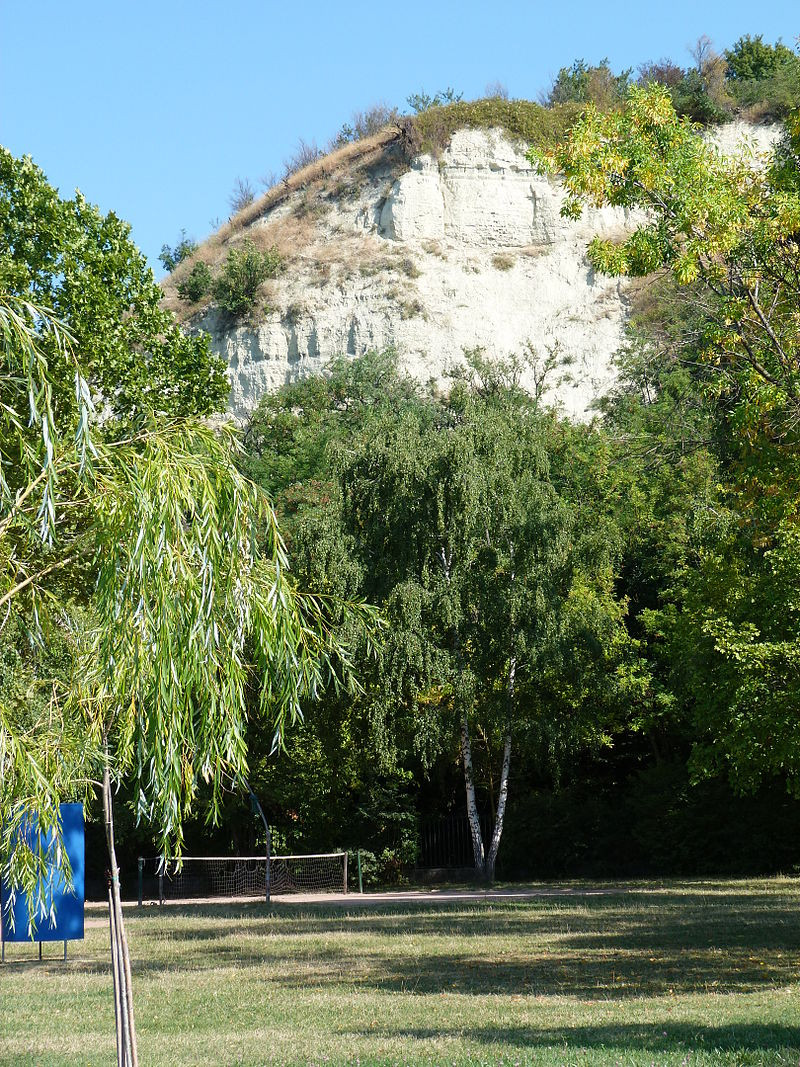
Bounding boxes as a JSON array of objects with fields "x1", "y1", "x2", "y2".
[
  {"x1": 162, "y1": 127, "x2": 403, "y2": 320},
  {"x1": 161, "y1": 97, "x2": 582, "y2": 323}
]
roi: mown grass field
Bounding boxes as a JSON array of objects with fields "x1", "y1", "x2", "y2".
[{"x1": 2, "y1": 879, "x2": 800, "y2": 1066}]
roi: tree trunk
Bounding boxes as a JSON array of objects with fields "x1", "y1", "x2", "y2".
[
  {"x1": 460, "y1": 713, "x2": 486, "y2": 877},
  {"x1": 102, "y1": 760, "x2": 139, "y2": 1067},
  {"x1": 486, "y1": 656, "x2": 516, "y2": 883},
  {"x1": 442, "y1": 545, "x2": 486, "y2": 879},
  {"x1": 485, "y1": 733, "x2": 511, "y2": 883}
]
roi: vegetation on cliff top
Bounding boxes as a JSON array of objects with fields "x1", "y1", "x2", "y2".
[
  {"x1": 161, "y1": 32, "x2": 799, "y2": 325},
  {"x1": 405, "y1": 98, "x2": 580, "y2": 156}
]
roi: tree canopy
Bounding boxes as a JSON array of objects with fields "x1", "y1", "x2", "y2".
[{"x1": 0, "y1": 149, "x2": 228, "y2": 425}]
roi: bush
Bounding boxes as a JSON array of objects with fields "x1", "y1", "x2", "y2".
[
  {"x1": 729, "y1": 67, "x2": 800, "y2": 120},
  {"x1": 406, "y1": 87, "x2": 462, "y2": 113},
  {"x1": 177, "y1": 261, "x2": 212, "y2": 303},
  {"x1": 544, "y1": 59, "x2": 631, "y2": 109},
  {"x1": 637, "y1": 59, "x2": 684, "y2": 89},
  {"x1": 349, "y1": 849, "x2": 379, "y2": 889},
  {"x1": 331, "y1": 103, "x2": 400, "y2": 148},
  {"x1": 283, "y1": 138, "x2": 324, "y2": 179},
  {"x1": 409, "y1": 98, "x2": 580, "y2": 158},
  {"x1": 159, "y1": 229, "x2": 197, "y2": 273},
  {"x1": 212, "y1": 240, "x2": 283, "y2": 318},
  {"x1": 228, "y1": 177, "x2": 256, "y2": 215},
  {"x1": 725, "y1": 34, "x2": 798, "y2": 81},
  {"x1": 671, "y1": 70, "x2": 731, "y2": 124}
]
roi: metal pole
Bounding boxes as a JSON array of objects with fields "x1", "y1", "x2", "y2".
[
  {"x1": 158, "y1": 867, "x2": 163, "y2": 907},
  {"x1": 343, "y1": 851, "x2": 348, "y2": 895},
  {"x1": 244, "y1": 780, "x2": 270, "y2": 905},
  {"x1": 357, "y1": 850, "x2": 363, "y2": 894},
  {"x1": 137, "y1": 858, "x2": 143, "y2": 908},
  {"x1": 265, "y1": 824, "x2": 271, "y2": 905}
]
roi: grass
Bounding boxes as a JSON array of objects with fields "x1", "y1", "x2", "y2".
[
  {"x1": 160, "y1": 128, "x2": 403, "y2": 321},
  {"x1": 409, "y1": 99, "x2": 580, "y2": 157},
  {"x1": 161, "y1": 96, "x2": 581, "y2": 325},
  {"x1": 3, "y1": 879, "x2": 800, "y2": 1066}
]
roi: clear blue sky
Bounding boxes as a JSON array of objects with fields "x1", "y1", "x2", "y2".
[{"x1": 1, "y1": 2, "x2": 796, "y2": 275}]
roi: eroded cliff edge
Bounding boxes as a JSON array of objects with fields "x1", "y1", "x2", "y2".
[{"x1": 165, "y1": 121, "x2": 780, "y2": 421}]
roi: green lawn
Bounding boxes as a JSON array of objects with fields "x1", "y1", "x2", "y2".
[{"x1": 3, "y1": 879, "x2": 800, "y2": 1066}]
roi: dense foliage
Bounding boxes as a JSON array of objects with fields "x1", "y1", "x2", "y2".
[
  {"x1": 0, "y1": 150, "x2": 228, "y2": 421},
  {"x1": 7, "y1": 67, "x2": 800, "y2": 891},
  {"x1": 546, "y1": 34, "x2": 800, "y2": 122}
]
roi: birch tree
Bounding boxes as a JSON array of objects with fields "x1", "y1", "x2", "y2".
[{"x1": 339, "y1": 375, "x2": 620, "y2": 879}]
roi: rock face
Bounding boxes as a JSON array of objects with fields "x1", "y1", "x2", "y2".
[{"x1": 196, "y1": 123, "x2": 780, "y2": 422}]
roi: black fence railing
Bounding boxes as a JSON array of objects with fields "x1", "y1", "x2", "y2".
[{"x1": 416, "y1": 812, "x2": 494, "y2": 869}]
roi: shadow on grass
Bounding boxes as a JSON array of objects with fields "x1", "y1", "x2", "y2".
[
  {"x1": 43, "y1": 891, "x2": 800, "y2": 999},
  {"x1": 346, "y1": 1022, "x2": 800, "y2": 1055}
]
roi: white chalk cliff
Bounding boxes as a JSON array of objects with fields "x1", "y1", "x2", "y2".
[{"x1": 190, "y1": 122, "x2": 781, "y2": 421}]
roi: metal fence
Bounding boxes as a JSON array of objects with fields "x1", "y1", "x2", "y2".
[{"x1": 416, "y1": 812, "x2": 494, "y2": 869}]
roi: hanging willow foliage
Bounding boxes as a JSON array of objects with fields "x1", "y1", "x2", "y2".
[
  {"x1": 1, "y1": 293, "x2": 380, "y2": 920},
  {"x1": 79, "y1": 419, "x2": 379, "y2": 857}
]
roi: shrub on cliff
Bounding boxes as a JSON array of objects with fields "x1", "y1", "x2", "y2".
[
  {"x1": 544, "y1": 59, "x2": 631, "y2": 110},
  {"x1": 409, "y1": 98, "x2": 580, "y2": 157},
  {"x1": 158, "y1": 229, "x2": 197, "y2": 273},
  {"x1": 177, "y1": 260, "x2": 212, "y2": 303},
  {"x1": 212, "y1": 239, "x2": 284, "y2": 318}
]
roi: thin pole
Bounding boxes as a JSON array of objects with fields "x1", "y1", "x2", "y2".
[
  {"x1": 244, "y1": 780, "x2": 270, "y2": 905},
  {"x1": 137, "y1": 859, "x2": 143, "y2": 908},
  {"x1": 343, "y1": 851, "x2": 348, "y2": 895},
  {"x1": 357, "y1": 850, "x2": 363, "y2": 894},
  {"x1": 103, "y1": 760, "x2": 137, "y2": 1066},
  {"x1": 107, "y1": 876, "x2": 123, "y2": 1067},
  {"x1": 266, "y1": 825, "x2": 271, "y2": 906}
]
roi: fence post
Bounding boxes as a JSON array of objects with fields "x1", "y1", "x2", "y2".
[
  {"x1": 158, "y1": 866, "x2": 164, "y2": 907},
  {"x1": 137, "y1": 858, "x2": 143, "y2": 908},
  {"x1": 265, "y1": 826, "x2": 271, "y2": 906},
  {"x1": 357, "y1": 850, "x2": 363, "y2": 894},
  {"x1": 343, "y1": 851, "x2": 348, "y2": 895}
]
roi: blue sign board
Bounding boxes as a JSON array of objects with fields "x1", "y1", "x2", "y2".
[{"x1": 1, "y1": 802, "x2": 85, "y2": 943}]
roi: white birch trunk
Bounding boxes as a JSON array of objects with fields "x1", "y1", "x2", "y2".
[
  {"x1": 486, "y1": 656, "x2": 516, "y2": 883},
  {"x1": 460, "y1": 713, "x2": 486, "y2": 876},
  {"x1": 486, "y1": 731, "x2": 512, "y2": 882}
]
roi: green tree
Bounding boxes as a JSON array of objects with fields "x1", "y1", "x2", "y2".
[
  {"x1": 158, "y1": 229, "x2": 198, "y2": 273},
  {"x1": 1, "y1": 295, "x2": 378, "y2": 1064},
  {"x1": 725, "y1": 35, "x2": 798, "y2": 81},
  {"x1": 538, "y1": 86, "x2": 800, "y2": 509},
  {"x1": 336, "y1": 362, "x2": 627, "y2": 879},
  {"x1": 0, "y1": 150, "x2": 228, "y2": 422},
  {"x1": 541, "y1": 84, "x2": 800, "y2": 795},
  {"x1": 242, "y1": 353, "x2": 645, "y2": 880}
]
